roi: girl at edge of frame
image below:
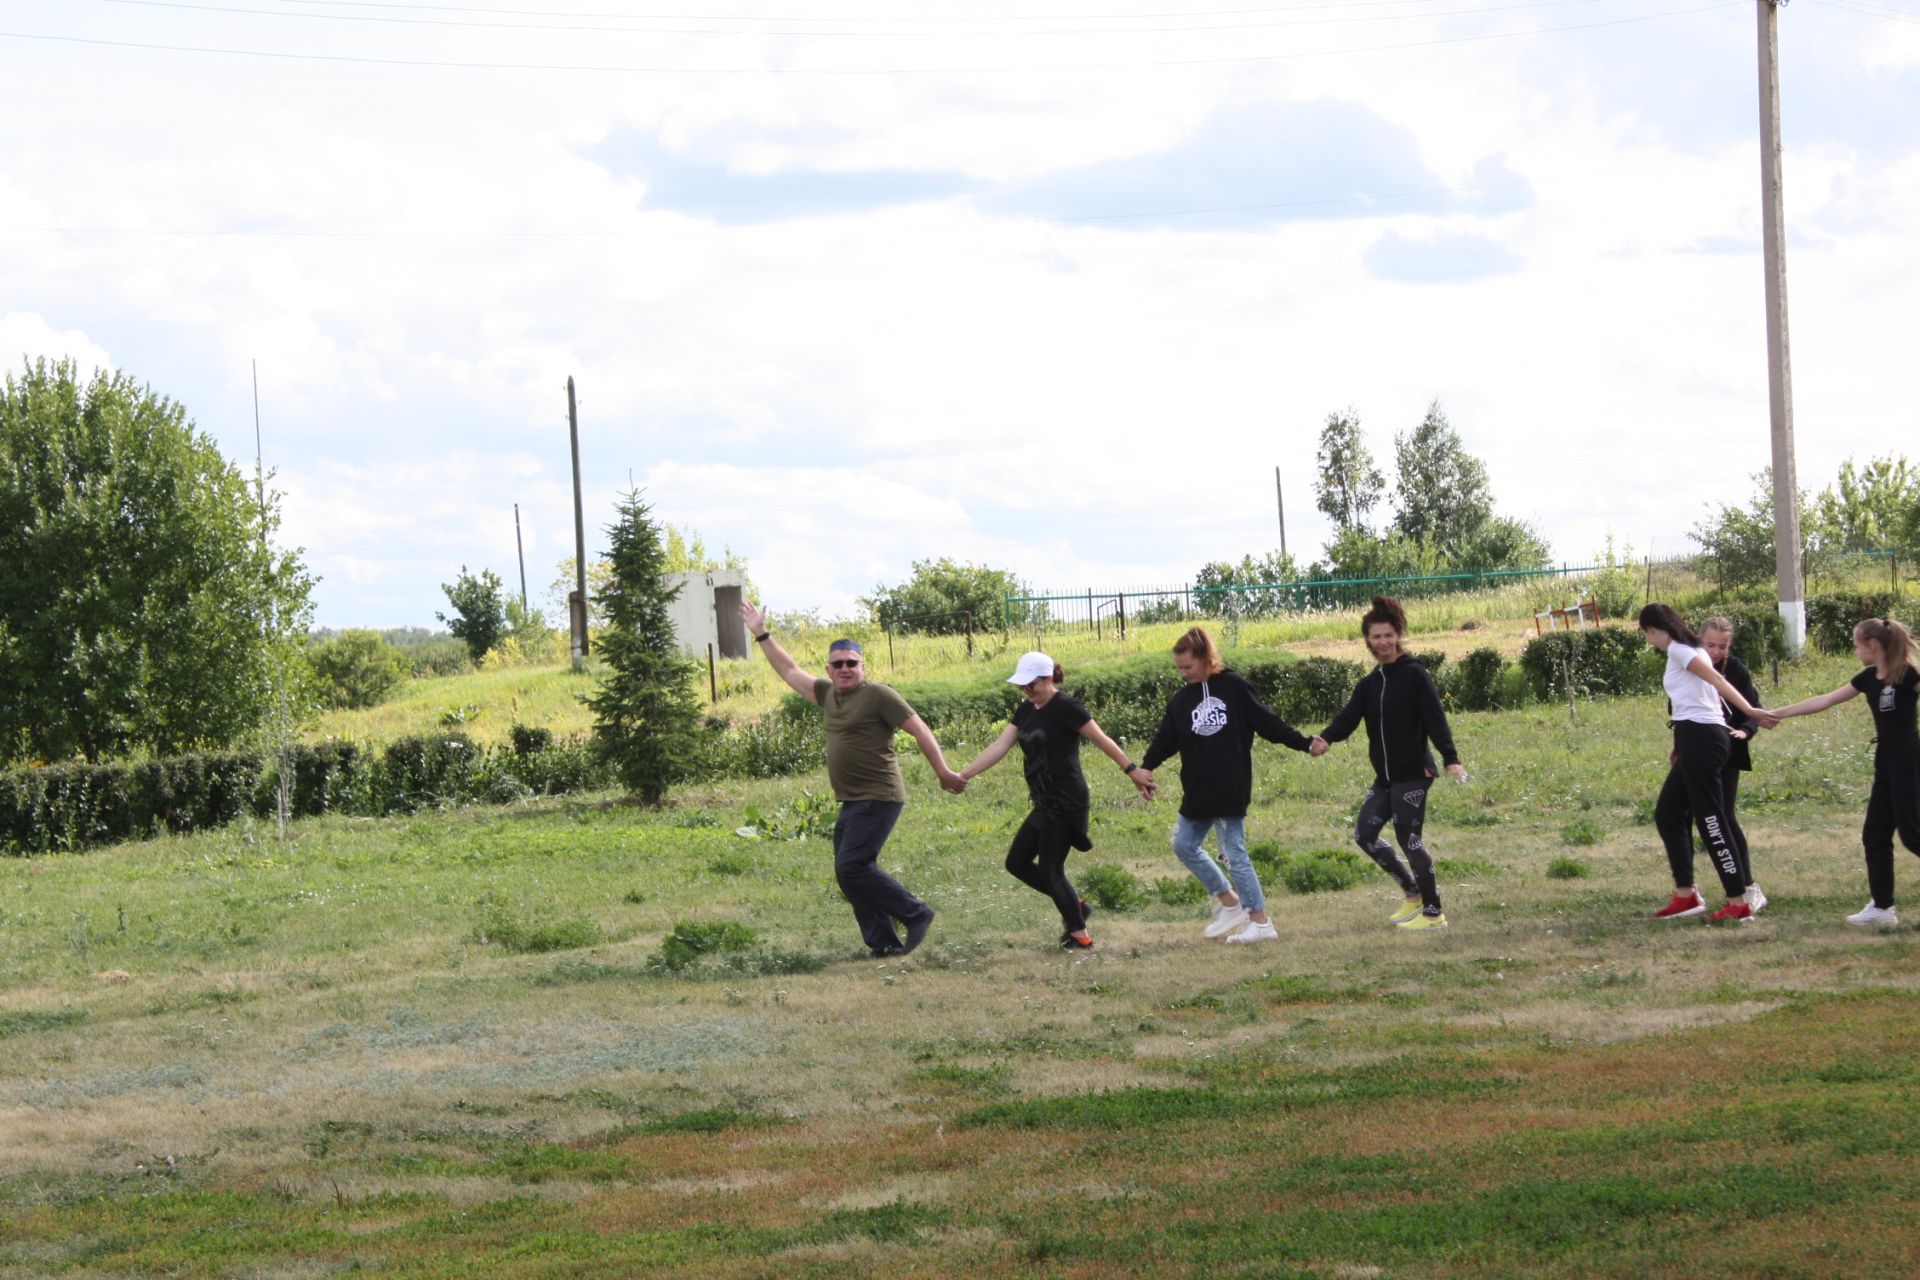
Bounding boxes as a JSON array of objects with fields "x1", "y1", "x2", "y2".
[
  {"x1": 1135, "y1": 625, "x2": 1314, "y2": 945},
  {"x1": 1699, "y1": 616, "x2": 1768, "y2": 914},
  {"x1": 1768, "y1": 617, "x2": 1920, "y2": 927},
  {"x1": 1639, "y1": 602, "x2": 1776, "y2": 923},
  {"x1": 1311, "y1": 595, "x2": 1466, "y2": 931},
  {"x1": 958, "y1": 652, "x2": 1154, "y2": 949}
]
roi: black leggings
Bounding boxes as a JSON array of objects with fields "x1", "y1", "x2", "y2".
[
  {"x1": 1654, "y1": 721, "x2": 1744, "y2": 898},
  {"x1": 1862, "y1": 752, "x2": 1920, "y2": 909},
  {"x1": 1721, "y1": 766, "x2": 1754, "y2": 887},
  {"x1": 1005, "y1": 809, "x2": 1087, "y2": 933},
  {"x1": 1354, "y1": 779, "x2": 1441, "y2": 912}
]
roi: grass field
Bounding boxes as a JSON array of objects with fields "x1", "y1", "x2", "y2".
[{"x1": 7, "y1": 646, "x2": 1918, "y2": 1278}]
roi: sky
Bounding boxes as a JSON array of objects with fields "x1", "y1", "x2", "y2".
[{"x1": 3, "y1": 0, "x2": 1917, "y2": 627}]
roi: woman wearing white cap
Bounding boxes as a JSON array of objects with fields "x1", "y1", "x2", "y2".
[{"x1": 959, "y1": 652, "x2": 1153, "y2": 949}]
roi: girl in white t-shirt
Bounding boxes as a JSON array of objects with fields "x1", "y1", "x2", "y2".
[{"x1": 1639, "y1": 604, "x2": 1778, "y2": 922}]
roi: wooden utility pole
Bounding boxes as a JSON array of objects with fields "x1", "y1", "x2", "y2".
[
  {"x1": 567, "y1": 377, "x2": 589, "y2": 670},
  {"x1": 1274, "y1": 466, "x2": 1288, "y2": 559},
  {"x1": 1758, "y1": 0, "x2": 1805, "y2": 653}
]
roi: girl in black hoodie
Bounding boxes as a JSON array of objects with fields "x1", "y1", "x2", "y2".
[
  {"x1": 1138, "y1": 627, "x2": 1313, "y2": 943},
  {"x1": 1312, "y1": 597, "x2": 1465, "y2": 930}
]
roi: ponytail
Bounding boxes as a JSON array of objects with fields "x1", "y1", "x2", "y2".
[
  {"x1": 1172, "y1": 626, "x2": 1224, "y2": 674},
  {"x1": 1637, "y1": 602, "x2": 1701, "y2": 648},
  {"x1": 1856, "y1": 617, "x2": 1915, "y2": 682}
]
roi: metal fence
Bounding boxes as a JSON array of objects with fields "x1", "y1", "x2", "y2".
[{"x1": 1003, "y1": 564, "x2": 1607, "y2": 642}]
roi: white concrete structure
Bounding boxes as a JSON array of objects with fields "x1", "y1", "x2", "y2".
[{"x1": 665, "y1": 569, "x2": 749, "y2": 660}]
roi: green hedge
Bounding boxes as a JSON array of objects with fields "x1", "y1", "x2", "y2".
[
  {"x1": 1519, "y1": 628, "x2": 1662, "y2": 701},
  {"x1": 1806, "y1": 592, "x2": 1908, "y2": 655}
]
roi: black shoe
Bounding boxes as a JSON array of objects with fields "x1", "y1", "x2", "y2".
[
  {"x1": 868, "y1": 943, "x2": 904, "y2": 959},
  {"x1": 900, "y1": 912, "x2": 935, "y2": 955}
]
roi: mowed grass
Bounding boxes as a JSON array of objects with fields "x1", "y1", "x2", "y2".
[{"x1": 6, "y1": 651, "x2": 1918, "y2": 1277}]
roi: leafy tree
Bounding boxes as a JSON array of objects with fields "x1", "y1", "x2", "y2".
[
  {"x1": 663, "y1": 523, "x2": 757, "y2": 602},
  {"x1": 0, "y1": 358, "x2": 315, "y2": 764},
  {"x1": 1314, "y1": 408, "x2": 1385, "y2": 534},
  {"x1": 1391, "y1": 400, "x2": 1494, "y2": 560},
  {"x1": 547, "y1": 556, "x2": 614, "y2": 630},
  {"x1": 1314, "y1": 527, "x2": 1446, "y2": 581},
  {"x1": 307, "y1": 629, "x2": 408, "y2": 709},
  {"x1": 586, "y1": 489, "x2": 705, "y2": 804},
  {"x1": 1690, "y1": 467, "x2": 1812, "y2": 593},
  {"x1": 1811, "y1": 454, "x2": 1918, "y2": 583},
  {"x1": 1193, "y1": 551, "x2": 1300, "y2": 619},
  {"x1": 863, "y1": 558, "x2": 1030, "y2": 634},
  {"x1": 438, "y1": 566, "x2": 507, "y2": 662},
  {"x1": 1453, "y1": 514, "x2": 1552, "y2": 575}
]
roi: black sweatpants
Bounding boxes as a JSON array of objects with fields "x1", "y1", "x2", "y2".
[
  {"x1": 1862, "y1": 751, "x2": 1920, "y2": 909},
  {"x1": 832, "y1": 800, "x2": 931, "y2": 952},
  {"x1": 1654, "y1": 721, "x2": 1744, "y2": 899},
  {"x1": 1720, "y1": 765, "x2": 1754, "y2": 887},
  {"x1": 1004, "y1": 809, "x2": 1087, "y2": 933},
  {"x1": 1354, "y1": 779, "x2": 1441, "y2": 912}
]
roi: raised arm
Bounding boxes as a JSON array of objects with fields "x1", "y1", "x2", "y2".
[
  {"x1": 959, "y1": 723, "x2": 1020, "y2": 783},
  {"x1": 741, "y1": 601, "x2": 820, "y2": 702},
  {"x1": 1771, "y1": 682, "x2": 1861, "y2": 720}
]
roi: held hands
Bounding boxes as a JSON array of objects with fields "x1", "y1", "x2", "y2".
[
  {"x1": 1127, "y1": 767, "x2": 1157, "y2": 801},
  {"x1": 938, "y1": 768, "x2": 968, "y2": 795},
  {"x1": 1308, "y1": 736, "x2": 1330, "y2": 757},
  {"x1": 1751, "y1": 709, "x2": 1782, "y2": 730}
]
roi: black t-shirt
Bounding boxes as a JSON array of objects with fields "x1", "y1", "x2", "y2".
[
  {"x1": 1851, "y1": 665, "x2": 1920, "y2": 758},
  {"x1": 1013, "y1": 693, "x2": 1092, "y2": 812}
]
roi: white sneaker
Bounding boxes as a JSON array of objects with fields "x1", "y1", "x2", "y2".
[
  {"x1": 1204, "y1": 904, "x2": 1250, "y2": 938},
  {"x1": 1845, "y1": 902, "x2": 1899, "y2": 927},
  {"x1": 1225, "y1": 919, "x2": 1278, "y2": 944},
  {"x1": 1745, "y1": 884, "x2": 1768, "y2": 915}
]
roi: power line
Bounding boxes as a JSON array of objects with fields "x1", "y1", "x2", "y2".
[
  {"x1": 241, "y1": 0, "x2": 1473, "y2": 24},
  {"x1": 1805, "y1": 0, "x2": 1920, "y2": 24},
  {"x1": 99, "y1": 0, "x2": 1619, "y2": 39},
  {"x1": 0, "y1": 3, "x2": 1748, "y2": 74}
]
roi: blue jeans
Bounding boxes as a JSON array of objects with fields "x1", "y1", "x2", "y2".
[{"x1": 1171, "y1": 815, "x2": 1265, "y2": 913}]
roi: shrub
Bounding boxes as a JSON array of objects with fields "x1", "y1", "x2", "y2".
[
  {"x1": 1452, "y1": 648, "x2": 1509, "y2": 712},
  {"x1": 1274, "y1": 848, "x2": 1370, "y2": 895},
  {"x1": 1559, "y1": 816, "x2": 1604, "y2": 847},
  {"x1": 378, "y1": 733, "x2": 483, "y2": 813},
  {"x1": 1806, "y1": 592, "x2": 1907, "y2": 655},
  {"x1": 1519, "y1": 627, "x2": 1661, "y2": 701},
  {"x1": 1155, "y1": 875, "x2": 1209, "y2": 906},
  {"x1": 1696, "y1": 605, "x2": 1788, "y2": 669},
  {"x1": 1080, "y1": 864, "x2": 1150, "y2": 912},
  {"x1": 654, "y1": 920, "x2": 761, "y2": 971},
  {"x1": 306, "y1": 630, "x2": 408, "y2": 710},
  {"x1": 1546, "y1": 855, "x2": 1591, "y2": 879},
  {"x1": 472, "y1": 896, "x2": 603, "y2": 954},
  {"x1": 509, "y1": 725, "x2": 554, "y2": 756}
]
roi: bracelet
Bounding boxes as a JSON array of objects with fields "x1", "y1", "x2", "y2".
[
  {"x1": 1120, "y1": 760, "x2": 1137, "y2": 773},
  {"x1": 755, "y1": 631, "x2": 771, "y2": 643}
]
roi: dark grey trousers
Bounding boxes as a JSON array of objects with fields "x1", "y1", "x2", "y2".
[
  {"x1": 1354, "y1": 779, "x2": 1442, "y2": 911},
  {"x1": 833, "y1": 800, "x2": 929, "y2": 952}
]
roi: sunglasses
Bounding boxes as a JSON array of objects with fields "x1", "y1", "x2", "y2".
[{"x1": 828, "y1": 658, "x2": 862, "y2": 670}]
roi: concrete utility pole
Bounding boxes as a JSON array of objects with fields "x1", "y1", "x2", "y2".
[
  {"x1": 1758, "y1": 0, "x2": 1806, "y2": 654},
  {"x1": 513, "y1": 502, "x2": 529, "y2": 613},
  {"x1": 1274, "y1": 466, "x2": 1288, "y2": 560},
  {"x1": 567, "y1": 377, "x2": 589, "y2": 671}
]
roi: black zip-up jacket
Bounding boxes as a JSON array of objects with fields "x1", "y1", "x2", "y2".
[
  {"x1": 1318, "y1": 655, "x2": 1461, "y2": 789},
  {"x1": 1140, "y1": 669, "x2": 1311, "y2": 820},
  {"x1": 1717, "y1": 654, "x2": 1762, "y2": 773}
]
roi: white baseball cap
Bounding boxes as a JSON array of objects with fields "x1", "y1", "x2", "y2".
[{"x1": 1007, "y1": 652, "x2": 1058, "y2": 686}]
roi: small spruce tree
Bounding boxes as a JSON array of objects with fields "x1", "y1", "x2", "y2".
[{"x1": 586, "y1": 489, "x2": 705, "y2": 804}]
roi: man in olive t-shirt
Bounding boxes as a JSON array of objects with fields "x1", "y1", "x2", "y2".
[{"x1": 742, "y1": 601, "x2": 965, "y2": 957}]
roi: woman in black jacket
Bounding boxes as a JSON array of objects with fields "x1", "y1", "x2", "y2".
[
  {"x1": 1137, "y1": 627, "x2": 1313, "y2": 944},
  {"x1": 1311, "y1": 597, "x2": 1465, "y2": 930},
  {"x1": 1700, "y1": 616, "x2": 1766, "y2": 913}
]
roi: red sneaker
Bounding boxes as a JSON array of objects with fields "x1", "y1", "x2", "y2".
[
  {"x1": 1708, "y1": 900, "x2": 1753, "y2": 923},
  {"x1": 1654, "y1": 891, "x2": 1707, "y2": 919}
]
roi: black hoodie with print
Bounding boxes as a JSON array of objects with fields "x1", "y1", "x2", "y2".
[
  {"x1": 1318, "y1": 654, "x2": 1460, "y2": 788},
  {"x1": 1140, "y1": 669, "x2": 1311, "y2": 820}
]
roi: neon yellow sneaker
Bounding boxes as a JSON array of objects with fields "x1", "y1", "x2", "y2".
[
  {"x1": 1398, "y1": 911, "x2": 1448, "y2": 930},
  {"x1": 1388, "y1": 899, "x2": 1425, "y2": 925}
]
